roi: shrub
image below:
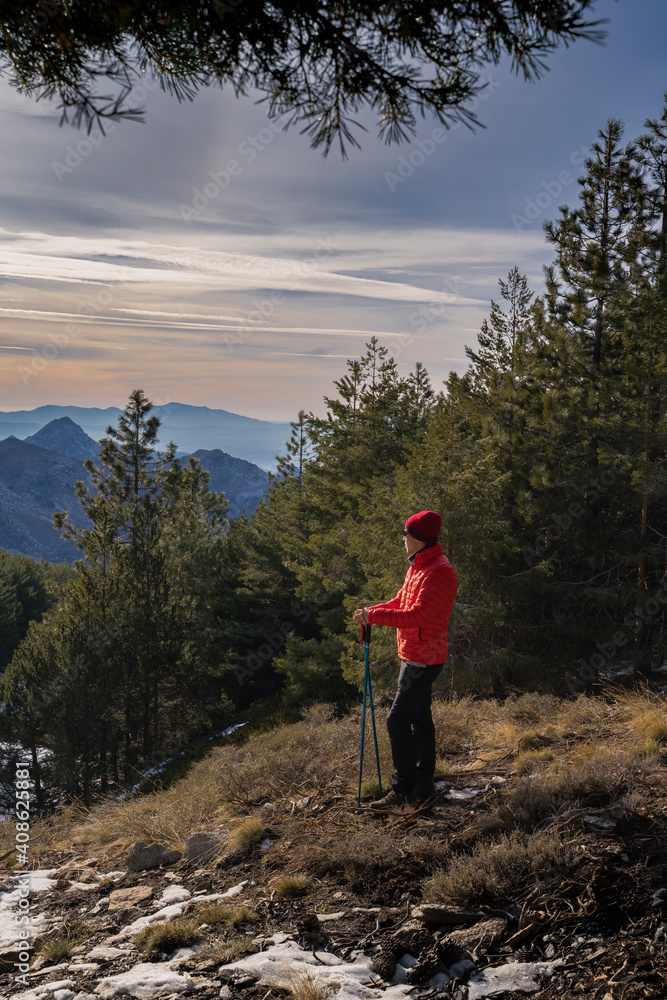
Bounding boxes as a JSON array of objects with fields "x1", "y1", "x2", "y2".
[{"x1": 424, "y1": 830, "x2": 576, "y2": 908}]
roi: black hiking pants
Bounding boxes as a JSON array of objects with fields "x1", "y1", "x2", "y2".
[{"x1": 386, "y1": 660, "x2": 444, "y2": 796}]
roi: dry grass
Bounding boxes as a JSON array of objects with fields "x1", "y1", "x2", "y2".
[
  {"x1": 133, "y1": 919, "x2": 204, "y2": 958},
  {"x1": 267, "y1": 965, "x2": 337, "y2": 1000},
  {"x1": 424, "y1": 830, "x2": 576, "y2": 908},
  {"x1": 37, "y1": 919, "x2": 91, "y2": 963},
  {"x1": 206, "y1": 708, "x2": 382, "y2": 806},
  {"x1": 10, "y1": 769, "x2": 234, "y2": 860},
  {"x1": 496, "y1": 750, "x2": 635, "y2": 829},
  {"x1": 429, "y1": 691, "x2": 616, "y2": 770},
  {"x1": 226, "y1": 816, "x2": 265, "y2": 854},
  {"x1": 285, "y1": 819, "x2": 448, "y2": 878},
  {"x1": 194, "y1": 935, "x2": 256, "y2": 964},
  {"x1": 271, "y1": 874, "x2": 311, "y2": 898},
  {"x1": 607, "y1": 682, "x2": 667, "y2": 753},
  {"x1": 514, "y1": 748, "x2": 556, "y2": 773},
  {"x1": 3, "y1": 688, "x2": 664, "y2": 866}
]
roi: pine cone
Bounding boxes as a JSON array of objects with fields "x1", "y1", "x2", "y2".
[
  {"x1": 436, "y1": 938, "x2": 471, "y2": 967},
  {"x1": 406, "y1": 945, "x2": 446, "y2": 984},
  {"x1": 295, "y1": 912, "x2": 320, "y2": 934},
  {"x1": 372, "y1": 949, "x2": 397, "y2": 980}
]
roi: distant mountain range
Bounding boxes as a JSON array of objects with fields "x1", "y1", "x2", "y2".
[
  {"x1": 0, "y1": 414, "x2": 273, "y2": 565},
  {"x1": 0, "y1": 402, "x2": 292, "y2": 471}
]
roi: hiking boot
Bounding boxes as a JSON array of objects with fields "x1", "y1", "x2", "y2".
[
  {"x1": 415, "y1": 781, "x2": 436, "y2": 803},
  {"x1": 369, "y1": 788, "x2": 416, "y2": 812}
]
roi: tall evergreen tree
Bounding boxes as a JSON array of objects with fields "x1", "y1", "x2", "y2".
[{"x1": 1, "y1": 390, "x2": 236, "y2": 802}]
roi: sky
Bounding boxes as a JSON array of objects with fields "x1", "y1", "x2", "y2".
[{"x1": 0, "y1": 0, "x2": 665, "y2": 423}]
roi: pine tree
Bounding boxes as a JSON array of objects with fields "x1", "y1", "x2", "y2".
[{"x1": 0, "y1": 389, "x2": 239, "y2": 801}]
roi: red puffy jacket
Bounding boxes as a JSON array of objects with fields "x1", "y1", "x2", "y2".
[{"x1": 366, "y1": 542, "x2": 458, "y2": 664}]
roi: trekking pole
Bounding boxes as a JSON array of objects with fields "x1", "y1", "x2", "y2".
[{"x1": 357, "y1": 622, "x2": 383, "y2": 808}]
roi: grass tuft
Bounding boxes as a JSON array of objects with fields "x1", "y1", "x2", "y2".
[
  {"x1": 133, "y1": 919, "x2": 204, "y2": 958},
  {"x1": 227, "y1": 816, "x2": 266, "y2": 853},
  {"x1": 272, "y1": 874, "x2": 311, "y2": 898},
  {"x1": 37, "y1": 919, "x2": 90, "y2": 963},
  {"x1": 268, "y1": 965, "x2": 337, "y2": 1000},
  {"x1": 194, "y1": 935, "x2": 255, "y2": 964},
  {"x1": 514, "y1": 748, "x2": 556, "y2": 773}
]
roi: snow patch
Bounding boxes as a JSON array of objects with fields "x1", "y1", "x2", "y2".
[
  {"x1": 154, "y1": 885, "x2": 191, "y2": 906},
  {"x1": 0, "y1": 870, "x2": 57, "y2": 951},
  {"x1": 467, "y1": 959, "x2": 564, "y2": 998},
  {"x1": 215, "y1": 933, "x2": 413, "y2": 999},
  {"x1": 94, "y1": 961, "x2": 205, "y2": 997}
]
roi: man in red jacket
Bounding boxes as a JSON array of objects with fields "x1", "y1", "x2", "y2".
[{"x1": 353, "y1": 510, "x2": 458, "y2": 811}]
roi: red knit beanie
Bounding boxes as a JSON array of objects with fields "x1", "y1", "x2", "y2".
[{"x1": 405, "y1": 510, "x2": 441, "y2": 543}]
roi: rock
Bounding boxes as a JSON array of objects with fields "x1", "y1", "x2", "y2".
[
  {"x1": 115, "y1": 905, "x2": 145, "y2": 925},
  {"x1": 126, "y1": 841, "x2": 183, "y2": 871},
  {"x1": 108, "y1": 885, "x2": 154, "y2": 911},
  {"x1": 444, "y1": 917, "x2": 507, "y2": 953},
  {"x1": 225, "y1": 971, "x2": 259, "y2": 988},
  {"x1": 413, "y1": 904, "x2": 486, "y2": 925},
  {"x1": 88, "y1": 945, "x2": 129, "y2": 961},
  {"x1": 0, "y1": 946, "x2": 25, "y2": 973},
  {"x1": 391, "y1": 922, "x2": 435, "y2": 957},
  {"x1": 182, "y1": 832, "x2": 226, "y2": 866},
  {"x1": 89, "y1": 898, "x2": 110, "y2": 915},
  {"x1": 316, "y1": 911, "x2": 346, "y2": 922}
]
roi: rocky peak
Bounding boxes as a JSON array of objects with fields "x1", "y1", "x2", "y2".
[{"x1": 24, "y1": 417, "x2": 101, "y2": 464}]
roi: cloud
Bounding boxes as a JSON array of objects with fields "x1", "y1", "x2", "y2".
[{"x1": 0, "y1": 228, "x2": 488, "y2": 302}]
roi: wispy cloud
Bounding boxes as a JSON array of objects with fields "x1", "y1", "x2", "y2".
[{"x1": 0, "y1": 228, "x2": 477, "y2": 301}]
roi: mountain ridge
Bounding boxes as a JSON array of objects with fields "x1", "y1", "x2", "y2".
[
  {"x1": 0, "y1": 418, "x2": 271, "y2": 564},
  {"x1": 0, "y1": 403, "x2": 292, "y2": 471}
]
